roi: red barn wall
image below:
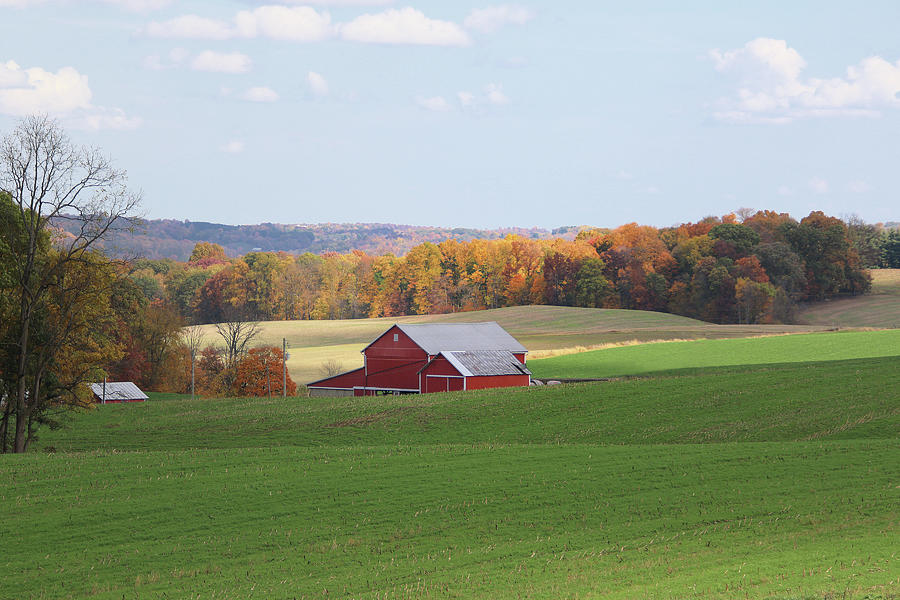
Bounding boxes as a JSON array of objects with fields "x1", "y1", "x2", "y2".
[
  {"x1": 421, "y1": 355, "x2": 460, "y2": 376},
  {"x1": 424, "y1": 376, "x2": 465, "y2": 393},
  {"x1": 364, "y1": 326, "x2": 429, "y2": 391},
  {"x1": 421, "y1": 355, "x2": 464, "y2": 393},
  {"x1": 309, "y1": 367, "x2": 365, "y2": 390}
]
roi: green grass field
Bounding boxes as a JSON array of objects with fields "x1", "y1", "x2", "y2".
[
  {"x1": 4, "y1": 354, "x2": 899, "y2": 599},
  {"x1": 194, "y1": 305, "x2": 834, "y2": 385},
  {"x1": 798, "y1": 269, "x2": 900, "y2": 328},
  {"x1": 529, "y1": 329, "x2": 900, "y2": 379}
]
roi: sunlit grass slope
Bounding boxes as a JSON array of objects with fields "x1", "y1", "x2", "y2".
[
  {"x1": 529, "y1": 329, "x2": 900, "y2": 379},
  {"x1": 798, "y1": 268, "x2": 900, "y2": 328},
  {"x1": 6, "y1": 356, "x2": 900, "y2": 599},
  {"x1": 34, "y1": 357, "x2": 900, "y2": 452},
  {"x1": 196, "y1": 305, "x2": 832, "y2": 384}
]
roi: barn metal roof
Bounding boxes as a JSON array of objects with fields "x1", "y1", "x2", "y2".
[
  {"x1": 439, "y1": 350, "x2": 532, "y2": 377},
  {"x1": 90, "y1": 382, "x2": 149, "y2": 401},
  {"x1": 392, "y1": 322, "x2": 527, "y2": 354}
]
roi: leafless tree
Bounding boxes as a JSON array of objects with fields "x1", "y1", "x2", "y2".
[
  {"x1": 320, "y1": 359, "x2": 344, "y2": 378},
  {"x1": 0, "y1": 115, "x2": 142, "y2": 453},
  {"x1": 214, "y1": 320, "x2": 260, "y2": 368},
  {"x1": 181, "y1": 325, "x2": 205, "y2": 357}
]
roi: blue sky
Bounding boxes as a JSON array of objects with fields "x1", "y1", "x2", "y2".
[{"x1": 1, "y1": 1, "x2": 898, "y2": 228}]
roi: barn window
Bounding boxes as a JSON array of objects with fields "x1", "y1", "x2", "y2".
[{"x1": 393, "y1": 333, "x2": 399, "y2": 342}]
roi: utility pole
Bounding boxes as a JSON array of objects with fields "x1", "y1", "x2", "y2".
[
  {"x1": 102, "y1": 377, "x2": 106, "y2": 405},
  {"x1": 282, "y1": 337, "x2": 287, "y2": 398},
  {"x1": 191, "y1": 349, "x2": 196, "y2": 401},
  {"x1": 265, "y1": 353, "x2": 271, "y2": 398}
]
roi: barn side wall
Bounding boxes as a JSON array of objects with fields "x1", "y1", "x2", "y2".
[
  {"x1": 308, "y1": 367, "x2": 366, "y2": 391},
  {"x1": 364, "y1": 326, "x2": 428, "y2": 391}
]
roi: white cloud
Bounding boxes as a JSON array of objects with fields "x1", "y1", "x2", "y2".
[
  {"x1": 415, "y1": 95, "x2": 451, "y2": 112},
  {"x1": 190, "y1": 51, "x2": 252, "y2": 74},
  {"x1": 464, "y1": 5, "x2": 535, "y2": 33},
  {"x1": 307, "y1": 71, "x2": 329, "y2": 96},
  {"x1": 711, "y1": 38, "x2": 806, "y2": 82},
  {"x1": 71, "y1": 106, "x2": 142, "y2": 131},
  {"x1": 447, "y1": 85, "x2": 512, "y2": 112},
  {"x1": 456, "y1": 91, "x2": 475, "y2": 107},
  {"x1": 484, "y1": 82, "x2": 509, "y2": 105},
  {"x1": 234, "y1": 6, "x2": 334, "y2": 42},
  {"x1": 808, "y1": 177, "x2": 829, "y2": 194},
  {"x1": 145, "y1": 6, "x2": 334, "y2": 42},
  {"x1": 0, "y1": 60, "x2": 139, "y2": 129},
  {"x1": 144, "y1": 14, "x2": 233, "y2": 39},
  {"x1": 144, "y1": 6, "x2": 470, "y2": 47},
  {"x1": 614, "y1": 169, "x2": 634, "y2": 180},
  {"x1": 0, "y1": 60, "x2": 28, "y2": 87},
  {"x1": 241, "y1": 86, "x2": 279, "y2": 102},
  {"x1": 0, "y1": 61, "x2": 92, "y2": 114},
  {"x1": 710, "y1": 38, "x2": 900, "y2": 123},
  {"x1": 847, "y1": 180, "x2": 872, "y2": 193},
  {"x1": 221, "y1": 140, "x2": 244, "y2": 153},
  {"x1": 340, "y1": 7, "x2": 470, "y2": 46}
]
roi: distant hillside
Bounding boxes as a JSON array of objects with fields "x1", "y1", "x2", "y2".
[{"x1": 56, "y1": 218, "x2": 579, "y2": 260}]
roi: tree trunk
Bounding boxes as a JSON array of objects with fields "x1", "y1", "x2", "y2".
[
  {"x1": 14, "y1": 403, "x2": 28, "y2": 453},
  {"x1": 0, "y1": 399, "x2": 12, "y2": 453},
  {"x1": 14, "y1": 301, "x2": 32, "y2": 453}
]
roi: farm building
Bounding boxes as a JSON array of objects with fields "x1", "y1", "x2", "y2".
[
  {"x1": 307, "y1": 322, "x2": 531, "y2": 396},
  {"x1": 90, "y1": 382, "x2": 149, "y2": 403}
]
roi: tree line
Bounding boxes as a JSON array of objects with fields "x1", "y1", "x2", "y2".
[{"x1": 129, "y1": 210, "x2": 888, "y2": 331}]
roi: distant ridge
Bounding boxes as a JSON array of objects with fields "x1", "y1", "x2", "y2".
[{"x1": 55, "y1": 218, "x2": 584, "y2": 260}]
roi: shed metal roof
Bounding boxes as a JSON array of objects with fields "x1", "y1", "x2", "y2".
[
  {"x1": 90, "y1": 382, "x2": 149, "y2": 401},
  {"x1": 390, "y1": 322, "x2": 527, "y2": 354},
  {"x1": 438, "y1": 350, "x2": 532, "y2": 377}
]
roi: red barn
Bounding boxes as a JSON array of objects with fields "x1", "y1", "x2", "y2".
[{"x1": 307, "y1": 322, "x2": 531, "y2": 396}]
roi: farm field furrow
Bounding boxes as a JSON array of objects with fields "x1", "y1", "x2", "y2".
[{"x1": 2, "y1": 440, "x2": 897, "y2": 600}]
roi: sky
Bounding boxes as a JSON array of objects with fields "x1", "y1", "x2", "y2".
[{"x1": 1, "y1": 1, "x2": 898, "y2": 229}]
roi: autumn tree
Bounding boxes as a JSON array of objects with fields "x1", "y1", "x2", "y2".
[
  {"x1": 735, "y1": 278, "x2": 776, "y2": 324},
  {"x1": 0, "y1": 116, "x2": 140, "y2": 453},
  {"x1": 232, "y1": 346, "x2": 297, "y2": 397},
  {"x1": 188, "y1": 241, "x2": 227, "y2": 267}
]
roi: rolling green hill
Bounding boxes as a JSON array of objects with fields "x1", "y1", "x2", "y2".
[
  {"x1": 6, "y1": 356, "x2": 898, "y2": 599},
  {"x1": 529, "y1": 329, "x2": 900, "y2": 379},
  {"x1": 195, "y1": 305, "x2": 833, "y2": 384}
]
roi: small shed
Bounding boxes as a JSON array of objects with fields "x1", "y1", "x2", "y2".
[
  {"x1": 90, "y1": 382, "x2": 149, "y2": 403},
  {"x1": 419, "y1": 350, "x2": 531, "y2": 393}
]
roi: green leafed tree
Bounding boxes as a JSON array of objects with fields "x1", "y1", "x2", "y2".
[{"x1": 0, "y1": 116, "x2": 141, "y2": 453}]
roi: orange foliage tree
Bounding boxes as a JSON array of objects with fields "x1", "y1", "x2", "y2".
[{"x1": 232, "y1": 347, "x2": 297, "y2": 397}]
